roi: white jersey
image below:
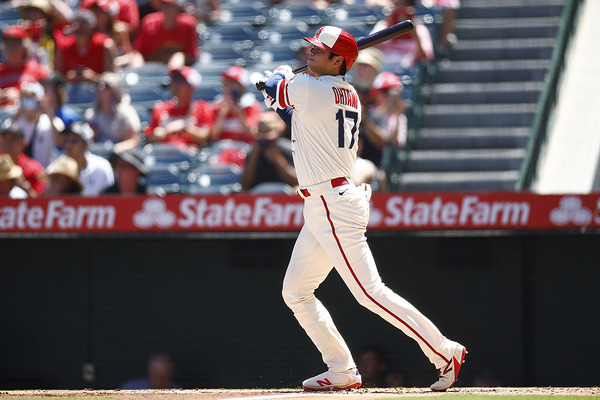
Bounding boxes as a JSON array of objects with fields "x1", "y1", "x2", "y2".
[
  {"x1": 79, "y1": 151, "x2": 115, "y2": 196},
  {"x1": 275, "y1": 73, "x2": 361, "y2": 187}
]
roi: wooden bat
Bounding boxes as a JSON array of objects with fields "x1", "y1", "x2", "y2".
[{"x1": 256, "y1": 19, "x2": 414, "y2": 91}]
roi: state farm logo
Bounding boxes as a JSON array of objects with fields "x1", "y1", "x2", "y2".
[
  {"x1": 368, "y1": 203, "x2": 384, "y2": 227},
  {"x1": 549, "y1": 196, "x2": 592, "y2": 226},
  {"x1": 133, "y1": 198, "x2": 176, "y2": 229}
]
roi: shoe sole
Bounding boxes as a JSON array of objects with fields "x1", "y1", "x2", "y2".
[
  {"x1": 431, "y1": 347, "x2": 468, "y2": 392},
  {"x1": 302, "y1": 382, "x2": 362, "y2": 391}
]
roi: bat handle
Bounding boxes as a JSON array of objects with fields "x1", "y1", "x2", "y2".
[{"x1": 255, "y1": 64, "x2": 309, "y2": 91}]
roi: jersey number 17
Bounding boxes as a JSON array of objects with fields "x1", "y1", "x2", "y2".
[{"x1": 336, "y1": 109, "x2": 359, "y2": 149}]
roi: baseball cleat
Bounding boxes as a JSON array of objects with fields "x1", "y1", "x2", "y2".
[
  {"x1": 302, "y1": 368, "x2": 362, "y2": 391},
  {"x1": 430, "y1": 344, "x2": 467, "y2": 391}
]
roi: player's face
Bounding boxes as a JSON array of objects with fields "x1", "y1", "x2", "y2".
[{"x1": 307, "y1": 45, "x2": 344, "y2": 77}]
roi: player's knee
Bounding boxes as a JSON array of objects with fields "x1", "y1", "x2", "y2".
[
  {"x1": 282, "y1": 285, "x2": 299, "y2": 308},
  {"x1": 282, "y1": 285, "x2": 310, "y2": 308}
]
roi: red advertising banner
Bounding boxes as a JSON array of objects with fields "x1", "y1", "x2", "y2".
[{"x1": 1, "y1": 192, "x2": 599, "y2": 234}]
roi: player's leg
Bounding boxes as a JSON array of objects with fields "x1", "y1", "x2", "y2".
[
  {"x1": 311, "y1": 190, "x2": 465, "y2": 389},
  {"x1": 282, "y1": 224, "x2": 356, "y2": 374}
]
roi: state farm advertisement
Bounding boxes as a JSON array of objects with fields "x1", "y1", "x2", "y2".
[{"x1": 0, "y1": 192, "x2": 599, "y2": 234}]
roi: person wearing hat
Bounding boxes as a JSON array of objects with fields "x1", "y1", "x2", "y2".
[
  {"x1": 0, "y1": 24, "x2": 50, "y2": 107},
  {"x1": 350, "y1": 47, "x2": 384, "y2": 94},
  {"x1": 369, "y1": 0, "x2": 434, "y2": 69},
  {"x1": 360, "y1": 71, "x2": 407, "y2": 170},
  {"x1": 81, "y1": 0, "x2": 141, "y2": 67},
  {"x1": 145, "y1": 66, "x2": 212, "y2": 149},
  {"x1": 130, "y1": 0, "x2": 197, "y2": 68},
  {"x1": 41, "y1": 154, "x2": 84, "y2": 196},
  {"x1": 239, "y1": 110, "x2": 297, "y2": 191},
  {"x1": 209, "y1": 65, "x2": 263, "y2": 144},
  {"x1": 0, "y1": 153, "x2": 27, "y2": 198},
  {"x1": 84, "y1": 71, "x2": 141, "y2": 152},
  {"x1": 0, "y1": 119, "x2": 46, "y2": 196},
  {"x1": 61, "y1": 121, "x2": 114, "y2": 196},
  {"x1": 102, "y1": 148, "x2": 147, "y2": 195},
  {"x1": 17, "y1": 0, "x2": 74, "y2": 69},
  {"x1": 12, "y1": 80, "x2": 64, "y2": 167},
  {"x1": 55, "y1": 9, "x2": 117, "y2": 83},
  {"x1": 79, "y1": 0, "x2": 141, "y2": 38},
  {"x1": 260, "y1": 26, "x2": 466, "y2": 391}
]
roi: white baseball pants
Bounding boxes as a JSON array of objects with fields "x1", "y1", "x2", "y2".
[{"x1": 282, "y1": 180, "x2": 458, "y2": 372}]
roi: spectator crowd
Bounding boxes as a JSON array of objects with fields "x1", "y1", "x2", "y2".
[{"x1": 0, "y1": 0, "x2": 458, "y2": 198}]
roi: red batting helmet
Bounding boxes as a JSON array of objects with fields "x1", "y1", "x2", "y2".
[{"x1": 303, "y1": 26, "x2": 359, "y2": 72}]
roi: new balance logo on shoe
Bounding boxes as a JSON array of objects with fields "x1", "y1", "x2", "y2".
[
  {"x1": 316, "y1": 378, "x2": 332, "y2": 387},
  {"x1": 443, "y1": 363, "x2": 453, "y2": 375},
  {"x1": 430, "y1": 344, "x2": 467, "y2": 392},
  {"x1": 302, "y1": 370, "x2": 362, "y2": 391}
]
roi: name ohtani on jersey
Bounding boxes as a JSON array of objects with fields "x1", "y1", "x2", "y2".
[{"x1": 332, "y1": 87, "x2": 358, "y2": 108}]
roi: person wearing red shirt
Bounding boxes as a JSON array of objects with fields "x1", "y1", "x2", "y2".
[
  {"x1": 55, "y1": 9, "x2": 117, "y2": 83},
  {"x1": 145, "y1": 67, "x2": 212, "y2": 151},
  {"x1": 132, "y1": 0, "x2": 198, "y2": 67},
  {"x1": 0, "y1": 119, "x2": 46, "y2": 197},
  {"x1": 209, "y1": 65, "x2": 263, "y2": 144},
  {"x1": 370, "y1": 0, "x2": 434, "y2": 70},
  {"x1": 0, "y1": 25, "x2": 49, "y2": 107},
  {"x1": 80, "y1": 0, "x2": 140, "y2": 35}
]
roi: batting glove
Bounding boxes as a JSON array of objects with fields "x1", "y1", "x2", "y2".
[
  {"x1": 273, "y1": 65, "x2": 294, "y2": 80},
  {"x1": 261, "y1": 90, "x2": 276, "y2": 110}
]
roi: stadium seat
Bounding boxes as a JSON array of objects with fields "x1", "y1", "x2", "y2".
[
  {"x1": 217, "y1": 1, "x2": 269, "y2": 25},
  {"x1": 193, "y1": 84, "x2": 222, "y2": 102},
  {"x1": 186, "y1": 163, "x2": 242, "y2": 193},
  {"x1": 206, "y1": 139, "x2": 251, "y2": 169},
  {"x1": 144, "y1": 163, "x2": 190, "y2": 186},
  {"x1": 0, "y1": 3, "x2": 21, "y2": 24},
  {"x1": 202, "y1": 22, "x2": 259, "y2": 43},
  {"x1": 131, "y1": 103, "x2": 151, "y2": 129},
  {"x1": 65, "y1": 82, "x2": 97, "y2": 108},
  {"x1": 120, "y1": 62, "x2": 171, "y2": 86},
  {"x1": 143, "y1": 143, "x2": 196, "y2": 168},
  {"x1": 125, "y1": 83, "x2": 170, "y2": 109}
]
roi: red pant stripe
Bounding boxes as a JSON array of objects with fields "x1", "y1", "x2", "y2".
[{"x1": 320, "y1": 195, "x2": 449, "y2": 365}]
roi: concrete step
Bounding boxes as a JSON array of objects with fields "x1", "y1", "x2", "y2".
[
  {"x1": 422, "y1": 103, "x2": 537, "y2": 128},
  {"x1": 459, "y1": 0, "x2": 564, "y2": 19},
  {"x1": 430, "y1": 81, "x2": 543, "y2": 104},
  {"x1": 454, "y1": 17, "x2": 561, "y2": 40},
  {"x1": 416, "y1": 127, "x2": 531, "y2": 150},
  {"x1": 399, "y1": 170, "x2": 520, "y2": 192},
  {"x1": 406, "y1": 149, "x2": 526, "y2": 172},
  {"x1": 449, "y1": 38, "x2": 556, "y2": 61},
  {"x1": 436, "y1": 59, "x2": 550, "y2": 83}
]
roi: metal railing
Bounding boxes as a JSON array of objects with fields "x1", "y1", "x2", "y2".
[{"x1": 515, "y1": 0, "x2": 583, "y2": 191}]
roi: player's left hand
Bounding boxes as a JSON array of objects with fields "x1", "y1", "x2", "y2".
[{"x1": 273, "y1": 65, "x2": 294, "y2": 80}]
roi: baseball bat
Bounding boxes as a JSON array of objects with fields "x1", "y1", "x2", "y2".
[{"x1": 256, "y1": 19, "x2": 414, "y2": 91}]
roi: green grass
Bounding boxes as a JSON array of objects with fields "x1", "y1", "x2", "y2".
[{"x1": 381, "y1": 397, "x2": 600, "y2": 400}]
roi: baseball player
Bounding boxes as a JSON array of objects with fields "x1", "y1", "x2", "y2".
[{"x1": 260, "y1": 26, "x2": 466, "y2": 391}]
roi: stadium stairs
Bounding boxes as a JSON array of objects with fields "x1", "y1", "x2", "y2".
[{"x1": 398, "y1": 0, "x2": 565, "y2": 192}]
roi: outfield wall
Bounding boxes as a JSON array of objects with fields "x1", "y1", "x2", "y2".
[{"x1": 1, "y1": 233, "x2": 598, "y2": 389}]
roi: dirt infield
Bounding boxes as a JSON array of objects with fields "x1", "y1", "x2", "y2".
[{"x1": 1, "y1": 387, "x2": 599, "y2": 400}]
